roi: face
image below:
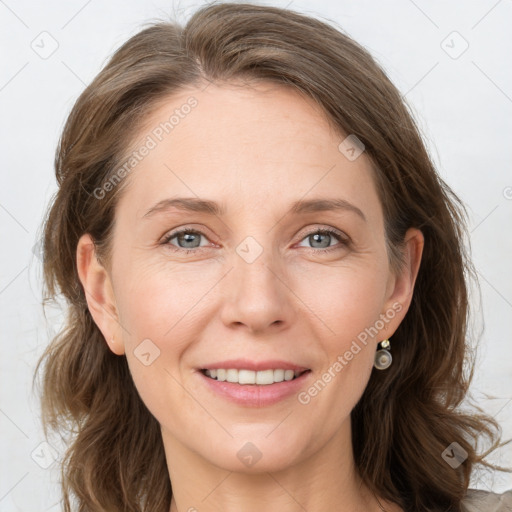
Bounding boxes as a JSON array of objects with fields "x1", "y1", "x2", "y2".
[{"x1": 78, "y1": 80, "x2": 421, "y2": 474}]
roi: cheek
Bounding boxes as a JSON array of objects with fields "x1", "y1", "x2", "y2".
[
  {"x1": 114, "y1": 257, "x2": 215, "y2": 345},
  {"x1": 112, "y1": 258, "x2": 227, "y2": 412},
  {"x1": 292, "y1": 262, "x2": 387, "y2": 399},
  {"x1": 293, "y1": 259, "x2": 389, "y2": 343}
]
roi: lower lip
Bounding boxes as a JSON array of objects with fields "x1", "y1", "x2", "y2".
[{"x1": 197, "y1": 370, "x2": 312, "y2": 407}]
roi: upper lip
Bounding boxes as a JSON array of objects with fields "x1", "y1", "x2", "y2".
[{"x1": 199, "y1": 359, "x2": 310, "y2": 372}]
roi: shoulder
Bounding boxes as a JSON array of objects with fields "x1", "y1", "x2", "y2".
[{"x1": 461, "y1": 488, "x2": 512, "y2": 512}]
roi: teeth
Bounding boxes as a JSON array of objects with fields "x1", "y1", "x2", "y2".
[{"x1": 203, "y1": 368, "x2": 304, "y2": 385}]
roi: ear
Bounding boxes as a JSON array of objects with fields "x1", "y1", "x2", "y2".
[
  {"x1": 76, "y1": 233, "x2": 125, "y2": 355},
  {"x1": 380, "y1": 227, "x2": 424, "y2": 338}
]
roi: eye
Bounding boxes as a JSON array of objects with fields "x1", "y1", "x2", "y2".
[
  {"x1": 296, "y1": 227, "x2": 349, "y2": 253},
  {"x1": 161, "y1": 226, "x2": 349, "y2": 255},
  {"x1": 162, "y1": 228, "x2": 211, "y2": 254}
]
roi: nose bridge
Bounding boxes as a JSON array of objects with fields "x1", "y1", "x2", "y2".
[
  {"x1": 232, "y1": 232, "x2": 281, "y2": 296},
  {"x1": 226, "y1": 204, "x2": 278, "y2": 269},
  {"x1": 220, "y1": 229, "x2": 291, "y2": 331}
]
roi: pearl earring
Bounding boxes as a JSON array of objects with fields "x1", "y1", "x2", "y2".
[{"x1": 374, "y1": 338, "x2": 392, "y2": 370}]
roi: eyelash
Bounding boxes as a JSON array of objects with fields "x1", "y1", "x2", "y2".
[{"x1": 161, "y1": 227, "x2": 349, "y2": 255}]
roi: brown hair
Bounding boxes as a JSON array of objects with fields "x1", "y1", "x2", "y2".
[{"x1": 34, "y1": 2, "x2": 510, "y2": 511}]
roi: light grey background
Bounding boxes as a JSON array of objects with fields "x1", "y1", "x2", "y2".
[{"x1": 1, "y1": 0, "x2": 511, "y2": 510}]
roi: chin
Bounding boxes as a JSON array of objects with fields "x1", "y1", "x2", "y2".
[{"x1": 200, "y1": 431, "x2": 309, "y2": 474}]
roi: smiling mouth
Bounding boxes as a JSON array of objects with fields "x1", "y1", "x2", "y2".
[{"x1": 200, "y1": 368, "x2": 311, "y2": 385}]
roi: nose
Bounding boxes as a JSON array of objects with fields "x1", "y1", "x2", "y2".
[{"x1": 219, "y1": 243, "x2": 295, "y2": 335}]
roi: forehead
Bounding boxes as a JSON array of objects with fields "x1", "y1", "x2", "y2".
[
  {"x1": 135, "y1": 80, "x2": 341, "y2": 154},
  {"x1": 115, "y1": 81, "x2": 381, "y2": 222}
]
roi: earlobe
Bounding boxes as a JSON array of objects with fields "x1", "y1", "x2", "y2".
[
  {"x1": 107, "y1": 337, "x2": 125, "y2": 356},
  {"x1": 76, "y1": 234, "x2": 125, "y2": 356}
]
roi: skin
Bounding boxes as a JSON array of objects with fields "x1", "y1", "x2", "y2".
[{"x1": 77, "y1": 81, "x2": 423, "y2": 512}]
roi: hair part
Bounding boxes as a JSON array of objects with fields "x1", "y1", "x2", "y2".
[{"x1": 35, "y1": 3, "x2": 510, "y2": 511}]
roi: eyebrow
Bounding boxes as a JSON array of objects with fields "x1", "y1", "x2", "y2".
[{"x1": 142, "y1": 197, "x2": 366, "y2": 221}]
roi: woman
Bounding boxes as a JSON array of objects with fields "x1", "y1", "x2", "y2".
[{"x1": 35, "y1": 2, "x2": 511, "y2": 511}]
